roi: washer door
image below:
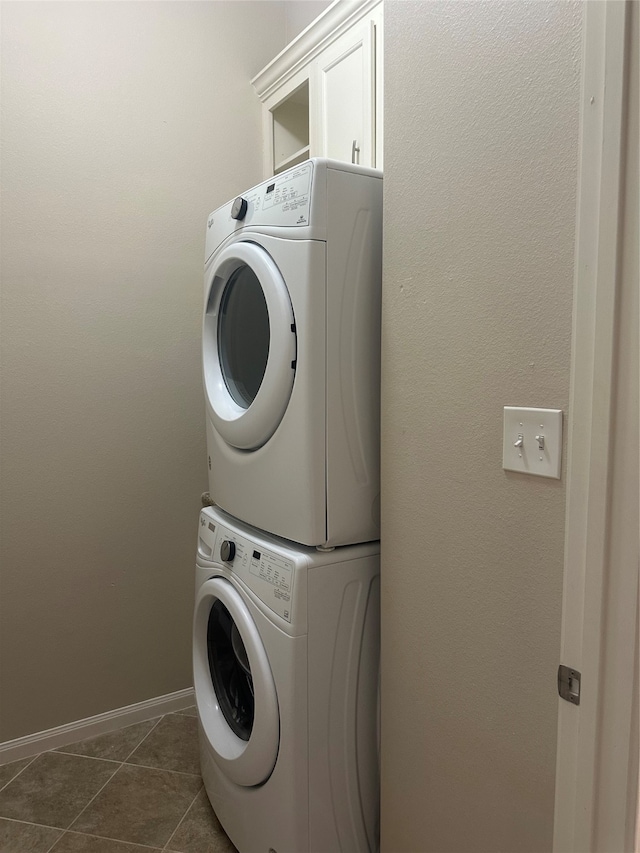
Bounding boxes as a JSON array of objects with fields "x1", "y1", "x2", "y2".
[
  {"x1": 193, "y1": 577, "x2": 279, "y2": 787},
  {"x1": 203, "y1": 241, "x2": 296, "y2": 450}
]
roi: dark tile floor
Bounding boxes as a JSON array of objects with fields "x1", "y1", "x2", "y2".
[{"x1": 0, "y1": 708, "x2": 237, "y2": 853}]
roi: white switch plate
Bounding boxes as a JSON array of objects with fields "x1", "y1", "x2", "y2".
[{"x1": 503, "y1": 407, "x2": 563, "y2": 479}]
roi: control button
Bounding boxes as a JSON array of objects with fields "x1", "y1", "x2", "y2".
[
  {"x1": 230, "y1": 197, "x2": 247, "y2": 221},
  {"x1": 220, "y1": 540, "x2": 236, "y2": 562}
]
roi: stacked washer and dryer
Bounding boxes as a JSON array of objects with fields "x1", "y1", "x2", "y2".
[{"x1": 193, "y1": 159, "x2": 383, "y2": 853}]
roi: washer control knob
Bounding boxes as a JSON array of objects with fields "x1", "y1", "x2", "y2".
[
  {"x1": 230, "y1": 197, "x2": 248, "y2": 221},
  {"x1": 220, "y1": 540, "x2": 236, "y2": 562}
]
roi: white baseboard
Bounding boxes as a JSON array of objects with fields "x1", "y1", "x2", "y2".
[{"x1": 0, "y1": 687, "x2": 195, "y2": 765}]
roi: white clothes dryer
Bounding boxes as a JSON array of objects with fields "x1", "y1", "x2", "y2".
[
  {"x1": 193, "y1": 506, "x2": 380, "y2": 853},
  {"x1": 202, "y1": 159, "x2": 382, "y2": 548}
]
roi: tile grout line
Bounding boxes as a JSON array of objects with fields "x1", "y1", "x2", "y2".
[
  {"x1": 0, "y1": 815, "x2": 63, "y2": 831},
  {"x1": 120, "y1": 713, "x2": 202, "y2": 777},
  {"x1": 43, "y1": 824, "x2": 67, "y2": 853},
  {"x1": 0, "y1": 753, "x2": 40, "y2": 794},
  {"x1": 0, "y1": 816, "x2": 66, "y2": 853},
  {"x1": 53, "y1": 714, "x2": 164, "y2": 764},
  {"x1": 121, "y1": 759, "x2": 202, "y2": 778},
  {"x1": 50, "y1": 729, "x2": 201, "y2": 775},
  {"x1": 120, "y1": 714, "x2": 166, "y2": 765},
  {"x1": 48, "y1": 827, "x2": 163, "y2": 852},
  {"x1": 43, "y1": 827, "x2": 64, "y2": 853},
  {"x1": 48, "y1": 751, "x2": 122, "y2": 764},
  {"x1": 162, "y1": 782, "x2": 205, "y2": 852},
  {"x1": 63, "y1": 757, "x2": 123, "y2": 833}
]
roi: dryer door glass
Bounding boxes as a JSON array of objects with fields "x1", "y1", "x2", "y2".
[
  {"x1": 218, "y1": 265, "x2": 270, "y2": 409},
  {"x1": 203, "y1": 241, "x2": 296, "y2": 451},
  {"x1": 207, "y1": 599, "x2": 254, "y2": 741}
]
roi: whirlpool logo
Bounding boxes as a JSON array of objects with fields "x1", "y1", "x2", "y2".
[{"x1": 207, "y1": 217, "x2": 214, "y2": 229}]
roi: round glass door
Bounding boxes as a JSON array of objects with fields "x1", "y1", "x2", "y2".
[
  {"x1": 203, "y1": 241, "x2": 296, "y2": 451},
  {"x1": 207, "y1": 598, "x2": 254, "y2": 741},
  {"x1": 193, "y1": 577, "x2": 279, "y2": 787},
  {"x1": 217, "y1": 265, "x2": 270, "y2": 409}
]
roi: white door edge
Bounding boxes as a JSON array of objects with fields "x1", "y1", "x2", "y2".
[
  {"x1": 203, "y1": 241, "x2": 296, "y2": 450},
  {"x1": 553, "y1": 3, "x2": 638, "y2": 851},
  {"x1": 193, "y1": 577, "x2": 280, "y2": 787}
]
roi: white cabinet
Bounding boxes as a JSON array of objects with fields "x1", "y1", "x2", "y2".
[
  {"x1": 318, "y1": 18, "x2": 375, "y2": 166},
  {"x1": 252, "y1": 0, "x2": 383, "y2": 177}
]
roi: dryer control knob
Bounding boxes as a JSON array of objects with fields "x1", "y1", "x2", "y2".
[
  {"x1": 230, "y1": 197, "x2": 248, "y2": 221},
  {"x1": 220, "y1": 540, "x2": 236, "y2": 562}
]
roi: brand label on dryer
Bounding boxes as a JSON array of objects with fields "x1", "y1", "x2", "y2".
[{"x1": 250, "y1": 549, "x2": 294, "y2": 622}]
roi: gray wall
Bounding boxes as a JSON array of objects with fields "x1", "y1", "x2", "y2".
[
  {"x1": 0, "y1": 0, "x2": 290, "y2": 742},
  {"x1": 380, "y1": 2, "x2": 582, "y2": 851},
  {"x1": 285, "y1": 0, "x2": 333, "y2": 43}
]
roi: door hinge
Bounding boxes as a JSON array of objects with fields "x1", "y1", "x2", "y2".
[{"x1": 558, "y1": 665, "x2": 581, "y2": 705}]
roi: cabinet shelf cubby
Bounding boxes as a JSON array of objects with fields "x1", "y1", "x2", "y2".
[{"x1": 272, "y1": 81, "x2": 310, "y2": 174}]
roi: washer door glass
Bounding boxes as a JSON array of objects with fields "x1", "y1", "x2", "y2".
[
  {"x1": 207, "y1": 599, "x2": 254, "y2": 741},
  {"x1": 203, "y1": 241, "x2": 296, "y2": 451},
  {"x1": 193, "y1": 577, "x2": 279, "y2": 787}
]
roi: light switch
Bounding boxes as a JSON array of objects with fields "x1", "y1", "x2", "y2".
[{"x1": 503, "y1": 407, "x2": 563, "y2": 479}]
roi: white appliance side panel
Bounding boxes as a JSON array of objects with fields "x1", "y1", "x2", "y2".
[
  {"x1": 325, "y1": 167, "x2": 383, "y2": 546},
  {"x1": 307, "y1": 553, "x2": 381, "y2": 853},
  {"x1": 206, "y1": 238, "x2": 327, "y2": 547}
]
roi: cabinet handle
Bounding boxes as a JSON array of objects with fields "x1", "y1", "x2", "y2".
[{"x1": 352, "y1": 139, "x2": 360, "y2": 164}]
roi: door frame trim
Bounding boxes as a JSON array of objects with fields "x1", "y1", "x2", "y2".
[{"x1": 553, "y1": 2, "x2": 637, "y2": 850}]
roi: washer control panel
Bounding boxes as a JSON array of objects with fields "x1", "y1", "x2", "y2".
[
  {"x1": 248, "y1": 546, "x2": 294, "y2": 622},
  {"x1": 220, "y1": 539, "x2": 236, "y2": 562},
  {"x1": 197, "y1": 510, "x2": 295, "y2": 623}
]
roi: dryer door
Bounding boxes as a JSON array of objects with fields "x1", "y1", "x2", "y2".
[
  {"x1": 193, "y1": 577, "x2": 279, "y2": 787},
  {"x1": 203, "y1": 241, "x2": 297, "y2": 450}
]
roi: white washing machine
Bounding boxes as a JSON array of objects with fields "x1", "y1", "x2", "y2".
[
  {"x1": 203, "y1": 159, "x2": 382, "y2": 548},
  {"x1": 193, "y1": 505, "x2": 380, "y2": 853}
]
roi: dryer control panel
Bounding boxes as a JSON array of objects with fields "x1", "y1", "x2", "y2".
[
  {"x1": 205, "y1": 162, "x2": 314, "y2": 262},
  {"x1": 197, "y1": 510, "x2": 296, "y2": 623},
  {"x1": 256, "y1": 166, "x2": 312, "y2": 221}
]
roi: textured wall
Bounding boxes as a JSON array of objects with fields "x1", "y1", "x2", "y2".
[
  {"x1": 380, "y1": 2, "x2": 582, "y2": 851},
  {"x1": 0, "y1": 0, "x2": 289, "y2": 742}
]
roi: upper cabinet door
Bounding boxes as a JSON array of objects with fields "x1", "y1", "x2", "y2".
[
  {"x1": 317, "y1": 19, "x2": 376, "y2": 167},
  {"x1": 253, "y1": 1, "x2": 383, "y2": 177}
]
